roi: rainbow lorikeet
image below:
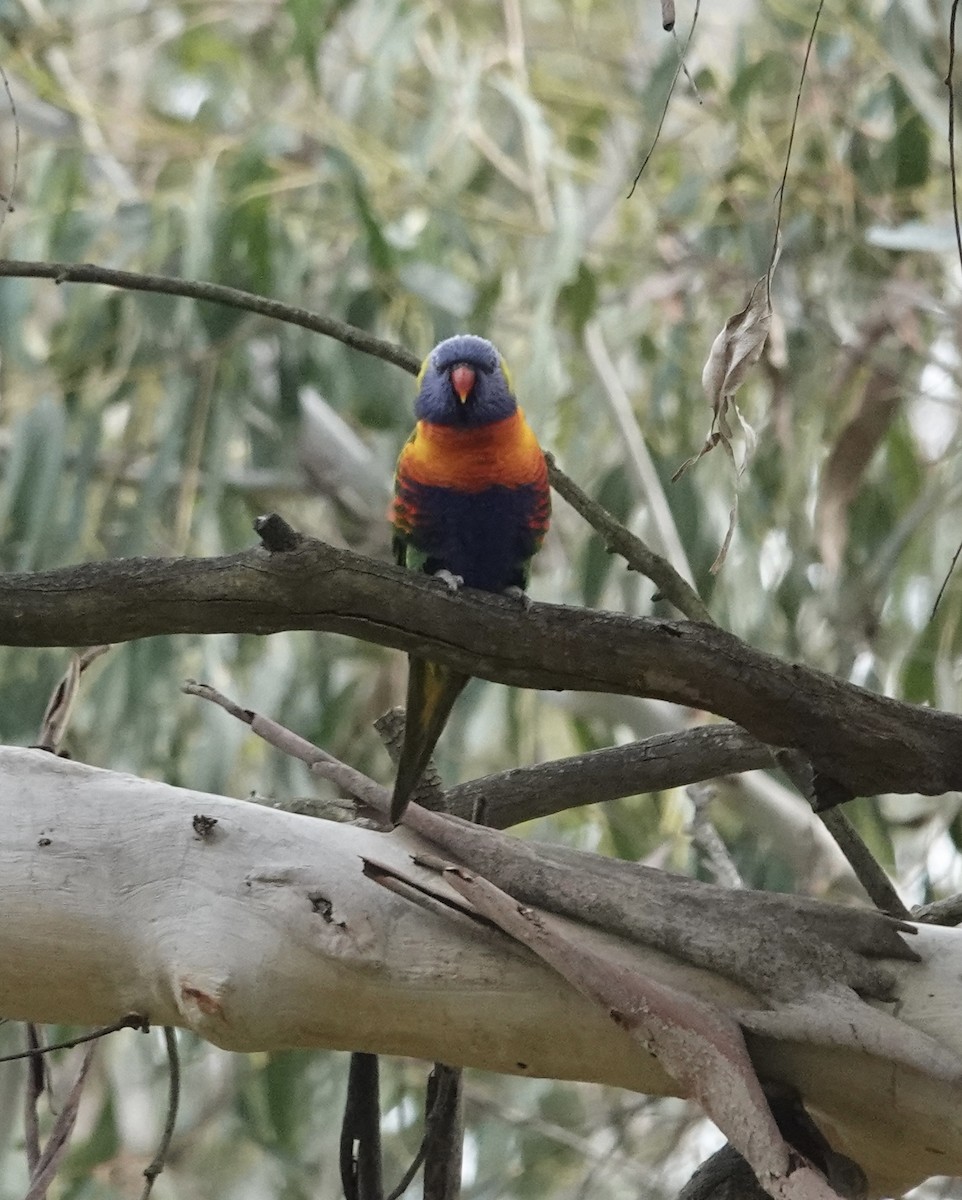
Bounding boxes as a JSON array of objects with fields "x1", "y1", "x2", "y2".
[{"x1": 390, "y1": 334, "x2": 551, "y2": 822}]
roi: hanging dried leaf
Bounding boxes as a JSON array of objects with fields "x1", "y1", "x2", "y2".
[
  {"x1": 674, "y1": 250, "x2": 779, "y2": 572},
  {"x1": 703, "y1": 273, "x2": 775, "y2": 415}
]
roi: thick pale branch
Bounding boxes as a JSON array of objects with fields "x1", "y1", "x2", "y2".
[
  {"x1": 3, "y1": 746, "x2": 962, "y2": 1197},
  {"x1": 1, "y1": 539, "x2": 961, "y2": 799}
]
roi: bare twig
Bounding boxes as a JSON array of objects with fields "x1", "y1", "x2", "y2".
[
  {"x1": 140, "y1": 1027, "x2": 181, "y2": 1200},
  {"x1": 0, "y1": 260, "x2": 420, "y2": 375},
  {"x1": 627, "y1": 0, "x2": 701, "y2": 197},
  {"x1": 382, "y1": 1064, "x2": 464, "y2": 1200},
  {"x1": 545, "y1": 453, "x2": 712, "y2": 622},
  {"x1": 34, "y1": 645, "x2": 110, "y2": 753},
  {"x1": 770, "y1": 0, "x2": 825, "y2": 273},
  {"x1": 0, "y1": 1014, "x2": 148, "y2": 1064},
  {"x1": 183, "y1": 680, "x2": 389, "y2": 817},
  {"x1": 932, "y1": 0, "x2": 962, "y2": 630},
  {"x1": 946, "y1": 0, "x2": 962, "y2": 287},
  {"x1": 819, "y1": 810, "x2": 910, "y2": 921},
  {"x1": 385, "y1": 1142, "x2": 427, "y2": 1200},
  {"x1": 24, "y1": 1042, "x2": 98, "y2": 1200},
  {"x1": 187, "y1": 679, "x2": 781, "y2": 830},
  {"x1": 777, "y1": 752, "x2": 911, "y2": 920},
  {"x1": 23, "y1": 1026, "x2": 44, "y2": 1176},
  {"x1": 687, "y1": 783, "x2": 744, "y2": 889},
  {"x1": 0, "y1": 59, "x2": 20, "y2": 230}
]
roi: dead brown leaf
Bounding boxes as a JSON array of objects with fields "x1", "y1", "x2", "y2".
[{"x1": 674, "y1": 253, "x2": 778, "y2": 572}]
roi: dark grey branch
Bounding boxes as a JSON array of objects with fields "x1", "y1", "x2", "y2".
[
  {"x1": 1, "y1": 536, "x2": 961, "y2": 800},
  {"x1": 445, "y1": 725, "x2": 774, "y2": 826},
  {"x1": 400, "y1": 805, "x2": 920, "y2": 1004}
]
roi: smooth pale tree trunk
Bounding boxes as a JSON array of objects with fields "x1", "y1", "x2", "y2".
[{"x1": 2, "y1": 745, "x2": 962, "y2": 1197}]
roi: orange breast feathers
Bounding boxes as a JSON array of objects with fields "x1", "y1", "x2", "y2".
[{"x1": 398, "y1": 409, "x2": 547, "y2": 493}]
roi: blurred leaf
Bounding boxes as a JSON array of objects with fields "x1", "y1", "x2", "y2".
[
  {"x1": 558, "y1": 262, "x2": 597, "y2": 336},
  {"x1": 866, "y1": 221, "x2": 957, "y2": 251},
  {"x1": 888, "y1": 79, "x2": 929, "y2": 189},
  {"x1": 816, "y1": 366, "x2": 902, "y2": 574}
]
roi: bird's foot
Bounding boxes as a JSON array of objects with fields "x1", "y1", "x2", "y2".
[
  {"x1": 503, "y1": 585, "x2": 531, "y2": 610},
  {"x1": 433, "y1": 568, "x2": 464, "y2": 593}
]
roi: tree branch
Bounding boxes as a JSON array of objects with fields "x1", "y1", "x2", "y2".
[
  {"x1": 545, "y1": 453, "x2": 712, "y2": 622},
  {"x1": 1, "y1": 536, "x2": 961, "y2": 800},
  {"x1": 0, "y1": 259, "x2": 420, "y2": 374},
  {"x1": 444, "y1": 725, "x2": 774, "y2": 826},
  {"x1": 2, "y1": 746, "x2": 961, "y2": 1196}
]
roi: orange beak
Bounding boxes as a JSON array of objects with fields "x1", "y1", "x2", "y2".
[{"x1": 451, "y1": 364, "x2": 475, "y2": 403}]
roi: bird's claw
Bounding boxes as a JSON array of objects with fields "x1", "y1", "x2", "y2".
[
  {"x1": 434, "y1": 569, "x2": 464, "y2": 593},
  {"x1": 503, "y1": 585, "x2": 531, "y2": 610}
]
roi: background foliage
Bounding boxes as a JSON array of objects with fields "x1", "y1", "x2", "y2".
[{"x1": 0, "y1": 0, "x2": 958, "y2": 1195}]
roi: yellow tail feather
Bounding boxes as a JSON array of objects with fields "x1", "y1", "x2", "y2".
[{"x1": 390, "y1": 656, "x2": 469, "y2": 823}]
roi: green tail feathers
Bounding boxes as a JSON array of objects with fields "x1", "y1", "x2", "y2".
[{"x1": 391, "y1": 657, "x2": 469, "y2": 823}]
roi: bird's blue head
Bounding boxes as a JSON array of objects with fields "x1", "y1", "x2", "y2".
[{"x1": 414, "y1": 334, "x2": 518, "y2": 427}]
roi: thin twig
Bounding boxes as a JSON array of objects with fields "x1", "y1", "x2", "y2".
[
  {"x1": 385, "y1": 1145, "x2": 427, "y2": 1200},
  {"x1": 188, "y1": 679, "x2": 777, "y2": 832},
  {"x1": 24, "y1": 1026, "x2": 43, "y2": 1175},
  {"x1": 769, "y1": 0, "x2": 825, "y2": 275},
  {"x1": 545, "y1": 452, "x2": 712, "y2": 622},
  {"x1": 0, "y1": 59, "x2": 20, "y2": 231},
  {"x1": 819, "y1": 810, "x2": 911, "y2": 921},
  {"x1": 34, "y1": 645, "x2": 110, "y2": 753},
  {"x1": 931, "y1": 539, "x2": 962, "y2": 620},
  {"x1": 0, "y1": 260, "x2": 420, "y2": 375},
  {"x1": 0, "y1": 1014, "x2": 148, "y2": 1064},
  {"x1": 383, "y1": 1065, "x2": 464, "y2": 1200},
  {"x1": 627, "y1": 0, "x2": 701, "y2": 197},
  {"x1": 182, "y1": 680, "x2": 390, "y2": 817},
  {"x1": 23, "y1": 1041, "x2": 98, "y2": 1200},
  {"x1": 932, "y1": 2, "x2": 962, "y2": 618},
  {"x1": 946, "y1": 0, "x2": 962, "y2": 285},
  {"x1": 776, "y1": 752, "x2": 911, "y2": 920},
  {"x1": 687, "y1": 783, "x2": 744, "y2": 889},
  {"x1": 140, "y1": 1027, "x2": 181, "y2": 1200}
]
